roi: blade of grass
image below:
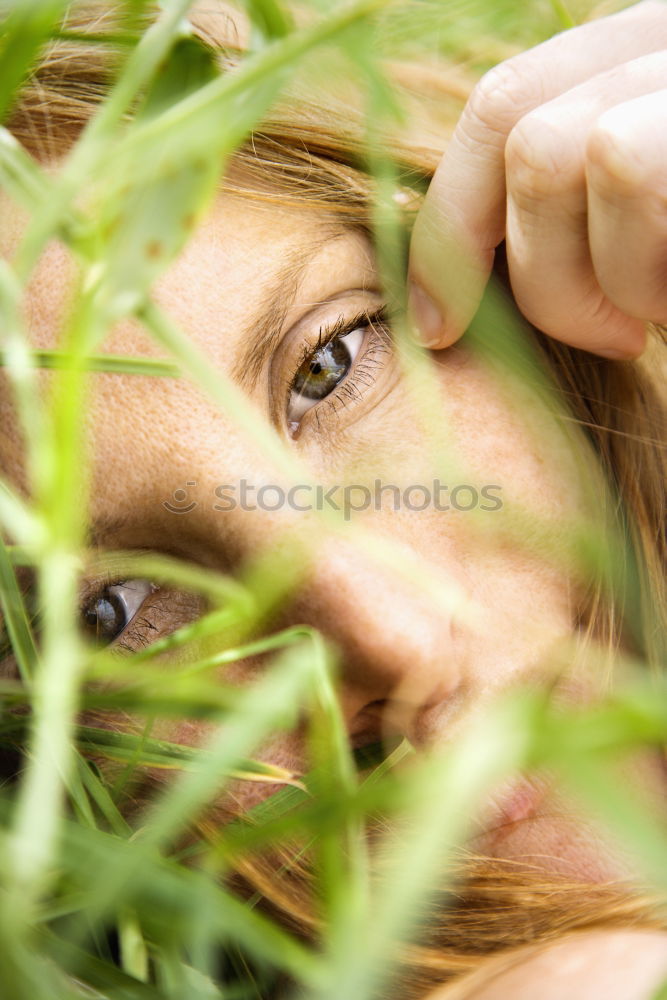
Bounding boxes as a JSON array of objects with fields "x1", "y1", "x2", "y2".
[
  {"x1": 88, "y1": 624, "x2": 314, "y2": 684},
  {"x1": 51, "y1": 809, "x2": 325, "y2": 988},
  {"x1": 3, "y1": 282, "x2": 104, "y2": 923},
  {"x1": 0, "y1": 533, "x2": 38, "y2": 681},
  {"x1": 108, "y1": 0, "x2": 395, "y2": 178},
  {"x1": 312, "y1": 690, "x2": 544, "y2": 1000},
  {"x1": 77, "y1": 725, "x2": 304, "y2": 788},
  {"x1": 13, "y1": 0, "x2": 198, "y2": 279},
  {"x1": 56, "y1": 643, "x2": 319, "y2": 960},
  {"x1": 0, "y1": 0, "x2": 71, "y2": 123},
  {"x1": 118, "y1": 907, "x2": 150, "y2": 984},
  {"x1": 0, "y1": 477, "x2": 48, "y2": 545},
  {"x1": 305, "y1": 630, "x2": 371, "y2": 973},
  {"x1": 0, "y1": 348, "x2": 181, "y2": 377}
]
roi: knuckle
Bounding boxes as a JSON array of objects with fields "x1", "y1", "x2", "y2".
[
  {"x1": 586, "y1": 119, "x2": 654, "y2": 199},
  {"x1": 505, "y1": 113, "x2": 581, "y2": 201},
  {"x1": 464, "y1": 59, "x2": 535, "y2": 143}
]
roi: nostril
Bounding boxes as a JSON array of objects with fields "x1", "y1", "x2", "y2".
[
  {"x1": 283, "y1": 541, "x2": 461, "y2": 746},
  {"x1": 348, "y1": 698, "x2": 393, "y2": 745},
  {"x1": 347, "y1": 673, "x2": 462, "y2": 753},
  {"x1": 352, "y1": 732, "x2": 407, "y2": 773},
  {"x1": 347, "y1": 697, "x2": 417, "y2": 756},
  {"x1": 348, "y1": 695, "x2": 434, "y2": 752}
]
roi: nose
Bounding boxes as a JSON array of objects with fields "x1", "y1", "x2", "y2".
[
  {"x1": 285, "y1": 540, "x2": 462, "y2": 749},
  {"x1": 164, "y1": 456, "x2": 462, "y2": 752}
]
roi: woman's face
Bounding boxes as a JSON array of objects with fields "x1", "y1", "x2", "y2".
[{"x1": 1, "y1": 183, "x2": 659, "y2": 882}]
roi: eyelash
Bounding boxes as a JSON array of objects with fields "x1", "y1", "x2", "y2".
[
  {"x1": 79, "y1": 576, "x2": 198, "y2": 656},
  {"x1": 287, "y1": 308, "x2": 392, "y2": 429},
  {"x1": 114, "y1": 606, "x2": 160, "y2": 653}
]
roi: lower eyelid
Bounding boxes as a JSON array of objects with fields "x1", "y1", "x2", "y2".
[{"x1": 113, "y1": 589, "x2": 205, "y2": 654}]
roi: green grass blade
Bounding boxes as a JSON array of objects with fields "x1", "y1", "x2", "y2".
[
  {"x1": 0, "y1": 0, "x2": 71, "y2": 123},
  {"x1": 0, "y1": 533, "x2": 37, "y2": 681},
  {"x1": 0, "y1": 348, "x2": 181, "y2": 377},
  {"x1": 77, "y1": 725, "x2": 304, "y2": 787}
]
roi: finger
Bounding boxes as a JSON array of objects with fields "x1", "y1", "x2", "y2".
[
  {"x1": 408, "y1": 0, "x2": 667, "y2": 349},
  {"x1": 587, "y1": 88, "x2": 667, "y2": 325},
  {"x1": 503, "y1": 51, "x2": 667, "y2": 356}
]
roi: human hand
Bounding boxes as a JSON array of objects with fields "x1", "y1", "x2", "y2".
[
  {"x1": 424, "y1": 930, "x2": 667, "y2": 1000},
  {"x1": 408, "y1": 0, "x2": 667, "y2": 360}
]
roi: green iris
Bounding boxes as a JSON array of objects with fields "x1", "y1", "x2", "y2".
[{"x1": 293, "y1": 337, "x2": 352, "y2": 401}]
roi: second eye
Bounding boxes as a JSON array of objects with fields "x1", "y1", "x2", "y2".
[{"x1": 82, "y1": 578, "x2": 155, "y2": 646}]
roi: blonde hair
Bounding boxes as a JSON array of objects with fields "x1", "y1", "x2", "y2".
[{"x1": 6, "y1": 3, "x2": 667, "y2": 997}]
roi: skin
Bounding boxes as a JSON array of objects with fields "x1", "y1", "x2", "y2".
[
  {"x1": 427, "y1": 930, "x2": 667, "y2": 1000},
  {"x1": 1, "y1": 187, "x2": 664, "y2": 884},
  {"x1": 408, "y1": 0, "x2": 667, "y2": 359}
]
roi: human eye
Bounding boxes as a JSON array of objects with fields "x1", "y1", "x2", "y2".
[
  {"x1": 284, "y1": 308, "x2": 392, "y2": 436},
  {"x1": 80, "y1": 577, "x2": 204, "y2": 653},
  {"x1": 81, "y1": 578, "x2": 157, "y2": 648}
]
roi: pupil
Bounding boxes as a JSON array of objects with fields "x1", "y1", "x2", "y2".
[{"x1": 83, "y1": 593, "x2": 126, "y2": 643}]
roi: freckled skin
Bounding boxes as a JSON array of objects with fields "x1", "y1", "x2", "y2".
[{"x1": 0, "y1": 186, "x2": 663, "y2": 881}]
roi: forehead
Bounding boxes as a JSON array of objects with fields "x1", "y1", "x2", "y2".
[
  {"x1": 0, "y1": 184, "x2": 379, "y2": 530},
  {"x1": 153, "y1": 194, "x2": 375, "y2": 369},
  {"x1": 0, "y1": 188, "x2": 375, "y2": 357}
]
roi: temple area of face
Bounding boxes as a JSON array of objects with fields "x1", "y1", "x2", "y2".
[
  {"x1": 231, "y1": 227, "x2": 374, "y2": 393},
  {"x1": 148, "y1": 195, "x2": 379, "y2": 404}
]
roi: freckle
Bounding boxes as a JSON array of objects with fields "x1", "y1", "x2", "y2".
[
  {"x1": 183, "y1": 213, "x2": 196, "y2": 230},
  {"x1": 146, "y1": 240, "x2": 163, "y2": 259}
]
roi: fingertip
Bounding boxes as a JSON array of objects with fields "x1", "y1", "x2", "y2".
[
  {"x1": 407, "y1": 280, "x2": 444, "y2": 347},
  {"x1": 598, "y1": 316, "x2": 648, "y2": 360},
  {"x1": 407, "y1": 280, "x2": 461, "y2": 350},
  {"x1": 595, "y1": 339, "x2": 646, "y2": 361},
  {"x1": 571, "y1": 319, "x2": 647, "y2": 360}
]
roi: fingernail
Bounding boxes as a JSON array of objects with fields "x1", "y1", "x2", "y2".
[{"x1": 408, "y1": 281, "x2": 444, "y2": 348}]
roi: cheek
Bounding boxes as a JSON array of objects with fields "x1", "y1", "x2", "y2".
[
  {"x1": 0, "y1": 377, "x2": 28, "y2": 493},
  {"x1": 296, "y1": 343, "x2": 591, "y2": 554},
  {"x1": 436, "y1": 349, "x2": 588, "y2": 523},
  {"x1": 427, "y1": 353, "x2": 591, "y2": 683},
  {"x1": 292, "y1": 346, "x2": 590, "y2": 687},
  {"x1": 23, "y1": 240, "x2": 79, "y2": 350}
]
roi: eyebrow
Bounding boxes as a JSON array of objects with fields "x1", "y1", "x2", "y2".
[
  {"x1": 86, "y1": 516, "x2": 132, "y2": 549},
  {"x1": 231, "y1": 229, "x2": 349, "y2": 394}
]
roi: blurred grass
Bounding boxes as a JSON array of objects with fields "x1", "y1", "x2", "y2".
[{"x1": 0, "y1": 1, "x2": 664, "y2": 1000}]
